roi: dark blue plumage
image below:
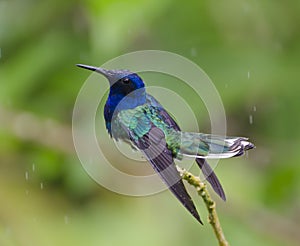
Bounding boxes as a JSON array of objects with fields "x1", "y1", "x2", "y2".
[
  {"x1": 104, "y1": 73, "x2": 146, "y2": 135},
  {"x1": 77, "y1": 64, "x2": 254, "y2": 224}
]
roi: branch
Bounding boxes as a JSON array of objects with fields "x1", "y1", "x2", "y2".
[
  {"x1": 0, "y1": 106, "x2": 74, "y2": 154},
  {"x1": 177, "y1": 166, "x2": 229, "y2": 246}
]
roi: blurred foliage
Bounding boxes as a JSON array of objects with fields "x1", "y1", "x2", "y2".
[{"x1": 0, "y1": 0, "x2": 300, "y2": 245}]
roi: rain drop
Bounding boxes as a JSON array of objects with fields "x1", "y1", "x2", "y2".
[
  {"x1": 32, "y1": 163, "x2": 35, "y2": 172},
  {"x1": 191, "y1": 48, "x2": 197, "y2": 57},
  {"x1": 40, "y1": 182, "x2": 44, "y2": 190},
  {"x1": 64, "y1": 215, "x2": 69, "y2": 224},
  {"x1": 247, "y1": 71, "x2": 250, "y2": 79},
  {"x1": 253, "y1": 105, "x2": 256, "y2": 112},
  {"x1": 249, "y1": 114, "x2": 253, "y2": 124},
  {"x1": 25, "y1": 171, "x2": 29, "y2": 181}
]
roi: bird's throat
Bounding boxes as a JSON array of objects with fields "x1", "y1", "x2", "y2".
[{"x1": 107, "y1": 88, "x2": 146, "y2": 112}]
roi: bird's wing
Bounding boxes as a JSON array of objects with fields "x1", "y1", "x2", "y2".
[
  {"x1": 146, "y1": 94, "x2": 226, "y2": 201},
  {"x1": 146, "y1": 94, "x2": 180, "y2": 130},
  {"x1": 117, "y1": 108, "x2": 202, "y2": 224}
]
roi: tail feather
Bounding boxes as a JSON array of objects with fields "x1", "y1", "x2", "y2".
[
  {"x1": 179, "y1": 133, "x2": 255, "y2": 159},
  {"x1": 196, "y1": 158, "x2": 226, "y2": 201}
]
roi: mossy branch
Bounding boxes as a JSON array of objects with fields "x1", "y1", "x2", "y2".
[{"x1": 177, "y1": 166, "x2": 229, "y2": 246}]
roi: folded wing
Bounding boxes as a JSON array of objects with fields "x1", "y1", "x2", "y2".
[{"x1": 118, "y1": 108, "x2": 202, "y2": 224}]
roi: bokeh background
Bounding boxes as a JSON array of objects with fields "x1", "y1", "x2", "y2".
[{"x1": 1, "y1": 0, "x2": 300, "y2": 245}]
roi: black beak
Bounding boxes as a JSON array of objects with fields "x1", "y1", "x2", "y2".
[{"x1": 76, "y1": 64, "x2": 112, "y2": 79}]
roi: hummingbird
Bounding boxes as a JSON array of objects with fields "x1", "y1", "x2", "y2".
[{"x1": 77, "y1": 64, "x2": 254, "y2": 224}]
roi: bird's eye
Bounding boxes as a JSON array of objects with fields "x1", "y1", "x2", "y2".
[{"x1": 122, "y1": 78, "x2": 130, "y2": 84}]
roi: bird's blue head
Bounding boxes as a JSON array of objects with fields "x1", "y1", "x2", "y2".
[{"x1": 77, "y1": 64, "x2": 146, "y2": 111}]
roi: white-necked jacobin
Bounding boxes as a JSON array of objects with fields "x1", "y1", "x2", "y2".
[{"x1": 77, "y1": 64, "x2": 254, "y2": 224}]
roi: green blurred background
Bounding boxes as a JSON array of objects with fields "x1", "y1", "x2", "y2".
[{"x1": 1, "y1": 0, "x2": 300, "y2": 245}]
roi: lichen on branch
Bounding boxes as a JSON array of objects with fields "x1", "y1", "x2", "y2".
[{"x1": 177, "y1": 166, "x2": 229, "y2": 246}]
